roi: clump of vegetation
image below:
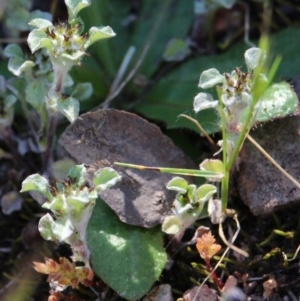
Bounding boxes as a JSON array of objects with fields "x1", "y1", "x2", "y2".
[{"x1": 1, "y1": 1, "x2": 300, "y2": 300}]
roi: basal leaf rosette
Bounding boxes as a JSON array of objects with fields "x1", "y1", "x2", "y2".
[
  {"x1": 21, "y1": 165, "x2": 121, "y2": 263},
  {"x1": 162, "y1": 177, "x2": 217, "y2": 234}
]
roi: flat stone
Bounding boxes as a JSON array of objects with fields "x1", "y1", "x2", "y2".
[
  {"x1": 59, "y1": 109, "x2": 195, "y2": 228},
  {"x1": 237, "y1": 116, "x2": 300, "y2": 215}
]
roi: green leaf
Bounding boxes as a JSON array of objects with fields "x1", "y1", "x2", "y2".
[
  {"x1": 244, "y1": 47, "x2": 266, "y2": 71},
  {"x1": 85, "y1": 26, "x2": 116, "y2": 49},
  {"x1": 72, "y1": 82, "x2": 93, "y2": 101},
  {"x1": 27, "y1": 29, "x2": 52, "y2": 53},
  {"x1": 254, "y1": 82, "x2": 298, "y2": 123},
  {"x1": 93, "y1": 167, "x2": 121, "y2": 191},
  {"x1": 67, "y1": 164, "x2": 87, "y2": 187},
  {"x1": 7, "y1": 57, "x2": 35, "y2": 76},
  {"x1": 200, "y1": 159, "x2": 224, "y2": 182},
  {"x1": 57, "y1": 96, "x2": 79, "y2": 123},
  {"x1": 28, "y1": 11, "x2": 53, "y2": 29},
  {"x1": 65, "y1": 0, "x2": 91, "y2": 20},
  {"x1": 194, "y1": 92, "x2": 219, "y2": 112},
  {"x1": 163, "y1": 38, "x2": 191, "y2": 62},
  {"x1": 39, "y1": 213, "x2": 73, "y2": 241},
  {"x1": 4, "y1": 44, "x2": 24, "y2": 59},
  {"x1": 25, "y1": 81, "x2": 47, "y2": 111},
  {"x1": 28, "y1": 18, "x2": 53, "y2": 29},
  {"x1": 21, "y1": 174, "x2": 53, "y2": 200},
  {"x1": 199, "y1": 68, "x2": 224, "y2": 89},
  {"x1": 134, "y1": 27, "x2": 300, "y2": 134},
  {"x1": 195, "y1": 184, "x2": 217, "y2": 202},
  {"x1": 87, "y1": 199, "x2": 167, "y2": 301},
  {"x1": 161, "y1": 215, "x2": 183, "y2": 234},
  {"x1": 166, "y1": 177, "x2": 188, "y2": 193}
]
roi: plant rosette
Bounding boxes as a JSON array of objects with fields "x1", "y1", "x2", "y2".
[
  {"x1": 162, "y1": 176, "x2": 219, "y2": 234},
  {"x1": 21, "y1": 164, "x2": 121, "y2": 264},
  {"x1": 27, "y1": 0, "x2": 115, "y2": 121}
]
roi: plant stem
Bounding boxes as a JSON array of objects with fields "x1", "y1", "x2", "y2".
[
  {"x1": 205, "y1": 260, "x2": 223, "y2": 289},
  {"x1": 42, "y1": 114, "x2": 58, "y2": 176}
]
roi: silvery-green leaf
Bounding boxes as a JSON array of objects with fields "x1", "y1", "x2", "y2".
[
  {"x1": 61, "y1": 51, "x2": 86, "y2": 63},
  {"x1": 7, "y1": 57, "x2": 35, "y2": 76},
  {"x1": 28, "y1": 18, "x2": 53, "y2": 29},
  {"x1": 195, "y1": 184, "x2": 217, "y2": 202},
  {"x1": 162, "y1": 215, "x2": 183, "y2": 234},
  {"x1": 166, "y1": 177, "x2": 188, "y2": 193},
  {"x1": 65, "y1": 0, "x2": 91, "y2": 20},
  {"x1": 25, "y1": 81, "x2": 47, "y2": 111},
  {"x1": 67, "y1": 164, "x2": 87, "y2": 187},
  {"x1": 27, "y1": 29, "x2": 52, "y2": 53},
  {"x1": 84, "y1": 26, "x2": 116, "y2": 49},
  {"x1": 72, "y1": 83, "x2": 93, "y2": 101},
  {"x1": 63, "y1": 73, "x2": 74, "y2": 88},
  {"x1": 57, "y1": 96, "x2": 79, "y2": 123},
  {"x1": 244, "y1": 47, "x2": 266, "y2": 71},
  {"x1": 93, "y1": 167, "x2": 121, "y2": 191},
  {"x1": 199, "y1": 68, "x2": 224, "y2": 89},
  {"x1": 28, "y1": 11, "x2": 52, "y2": 30},
  {"x1": 194, "y1": 92, "x2": 219, "y2": 112},
  {"x1": 200, "y1": 159, "x2": 224, "y2": 181},
  {"x1": 21, "y1": 174, "x2": 53, "y2": 200},
  {"x1": 39, "y1": 214, "x2": 73, "y2": 241},
  {"x1": 4, "y1": 44, "x2": 24, "y2": 59}
]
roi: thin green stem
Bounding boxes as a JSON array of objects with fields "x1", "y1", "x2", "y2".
[{"x1": 218, "y1": 87, "x2": 230, "y2": 212}]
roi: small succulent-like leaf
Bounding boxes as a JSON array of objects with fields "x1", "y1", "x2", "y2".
[
  {"x1": 39, "y1": 214, "x2": 73, "y2": 241},
  {"x1": 199, "y1": 68, "x2": 224, "y2": 89},
  {"x1": 21, "y1": 174, "x2": 53, "y2": 200},
  {"x1": 200, "y1": 159, "x2": 224, "y2": 181},
  {"x1": 43, "y1": 195, "x2": 65, "y2": 215},
  {"x1": 162, "y1": 215, "x2": 183, "y2": 234},
  {"x1": 27, "y1": 29, "x2": 52, "y2": 53},
  {"x1": 244, "y1": 47, "x2": 266, "y2": 71},
  {"x1": 93, "y1": 168, "x2": 121, "y2": 191},
  {"x1": 4, "y1": 44, "x2": 24, "y2": 59},
  {"x1": 194, "y1": 92, "x2": 219, "y2": 113},
  {"x1": 166, "y1": 177, "x2": 188, "y2": 193},
  {"x1": 65, "y1": 0, "x2": 91, "y2": 20},
  {"x1": 57, "y1": 96, "x2": 79, "y2": 123},
  {"x1": 66, "y1": 194, "x2": 91, "y2": 219},
  {"x1": 67, "y1": 164, "x2": 87, "y2": 187},
  {"x1": 28, "y1": 18, "x2": 53, "y2": 29},
  {"x1": 195, "y1": 184, "x2": 217, "y2": 202},
  {"x1": 84, "y1": 26, "x2": 116, "y2": 49}
]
